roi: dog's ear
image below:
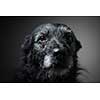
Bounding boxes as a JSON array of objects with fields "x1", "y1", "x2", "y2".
[
  {"x1": 71, "y1": 32, "x2": 82, "y2": 53},
  {"x1": 73, "y1": 38, "x2": 82, "y2": 52},
  {"x1": 64, "y1": 27, "x2": 82, "y2": 53},
  {"x1": 21, "y1": 33, "x2": 35, "y2": 66},
  {"x1": 21, "y1": 34, "x2": 33, "y2": 54},
  {"x1": 61, "y1": 25, "x2": 82, "y2": 53}
]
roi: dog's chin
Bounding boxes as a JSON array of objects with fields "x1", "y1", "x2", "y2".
[{"x1": 35, "y1": 65, "x2": 70, "y2": 82}]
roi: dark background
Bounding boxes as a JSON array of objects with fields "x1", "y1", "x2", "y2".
[{"x1": 0, "y1": 16, "x2": 100, "y2": 82}]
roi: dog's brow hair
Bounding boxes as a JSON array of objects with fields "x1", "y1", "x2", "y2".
[{"x1": 50, "y1": 37, "x2": 63, "y2": 48}]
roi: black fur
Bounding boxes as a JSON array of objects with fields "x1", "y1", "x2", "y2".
[{"x1": 16, "y1": 23, "x2": 82, "y2": 82}]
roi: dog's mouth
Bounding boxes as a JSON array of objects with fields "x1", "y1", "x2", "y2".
[
  {"x1": 43, "y1": 54, "x2": 69, "y2": 69},
  {"x1": 42, "y1": 48, "x2": 72, "y2": 68},
  {"x1": 35, "y1": 53, "x2": 72, "y2": 82}
]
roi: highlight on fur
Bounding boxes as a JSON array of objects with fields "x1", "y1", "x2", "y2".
[{"x1": 16, "y1": 23, "x2": 82, "y2": 82}]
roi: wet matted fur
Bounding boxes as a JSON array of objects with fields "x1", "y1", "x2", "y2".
[{"x1": 16, "y1": 23, "x2": 82, "y2": 82}]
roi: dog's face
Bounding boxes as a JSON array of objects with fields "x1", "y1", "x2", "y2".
[{"x1": 30, "y1": 23, "x2": 82, "y2": 82}]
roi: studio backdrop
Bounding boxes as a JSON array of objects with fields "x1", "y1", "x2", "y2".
[{"x1": 0, "y1": 16, "x2": 100, "y2": 83}]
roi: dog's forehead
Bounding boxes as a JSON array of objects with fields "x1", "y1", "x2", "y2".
[
  {"x1": 34, "y1": 23, "x2": 56, "y2": 34},
  {"x1": 33, "y1": 23, "x2": 74, "y2": 40}
]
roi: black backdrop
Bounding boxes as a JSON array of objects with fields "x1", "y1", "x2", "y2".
[{"x1": 0, "y1": 16, "x2": 100, "y2": 82}]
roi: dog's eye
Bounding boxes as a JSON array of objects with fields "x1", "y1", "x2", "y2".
[{"x1": 37, "y1": 34, "x2": 46, "y2": 42}]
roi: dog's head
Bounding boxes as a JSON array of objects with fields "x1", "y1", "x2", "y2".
[{"x1": 20, "y1": 23, "x2": 82, "y2": 82}]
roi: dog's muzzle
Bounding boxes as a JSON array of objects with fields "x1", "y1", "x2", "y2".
[
  {"x1": 43, "y1": 48, "x2": 60, "y2": 68},
  {"x1": 34, "y1": 36, "x2": 71, "y2": 69}
]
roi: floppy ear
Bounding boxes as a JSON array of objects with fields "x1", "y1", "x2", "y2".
[
  {"x1": 64, "y1": 26, "x2": 82, "y2": 53},
  {"x1": 21, "y1": 33, "x2": 35, "y2": 65},
  {"x1": 21, "y1": 34, "x2": 33, "y2": 54},
  {"x1": 71, "y1": 32, "x2": 82, "y2": 53},
  {"x1": 74, "y1": 39, "x2": 82, "y2": 52},
  {"x1": 62, "y1": 26, "x2": 82, "y2": 54}
]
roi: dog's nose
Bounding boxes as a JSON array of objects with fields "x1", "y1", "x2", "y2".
[{"x1": 53, "y1": 48, "x2": 59, "y2": 53}]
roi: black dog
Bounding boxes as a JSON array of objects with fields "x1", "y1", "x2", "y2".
[{"x1": 16, "y1": 23, "x2": 82, "y2": 82}]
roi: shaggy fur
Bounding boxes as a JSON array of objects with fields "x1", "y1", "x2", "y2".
[{"x1": 16, "y1": 23, "x2": 82, "y2": 82}]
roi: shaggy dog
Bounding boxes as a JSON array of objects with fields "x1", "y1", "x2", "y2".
[{"x1": 16, "y1": 23, "x2": 82, "y2": 82}]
